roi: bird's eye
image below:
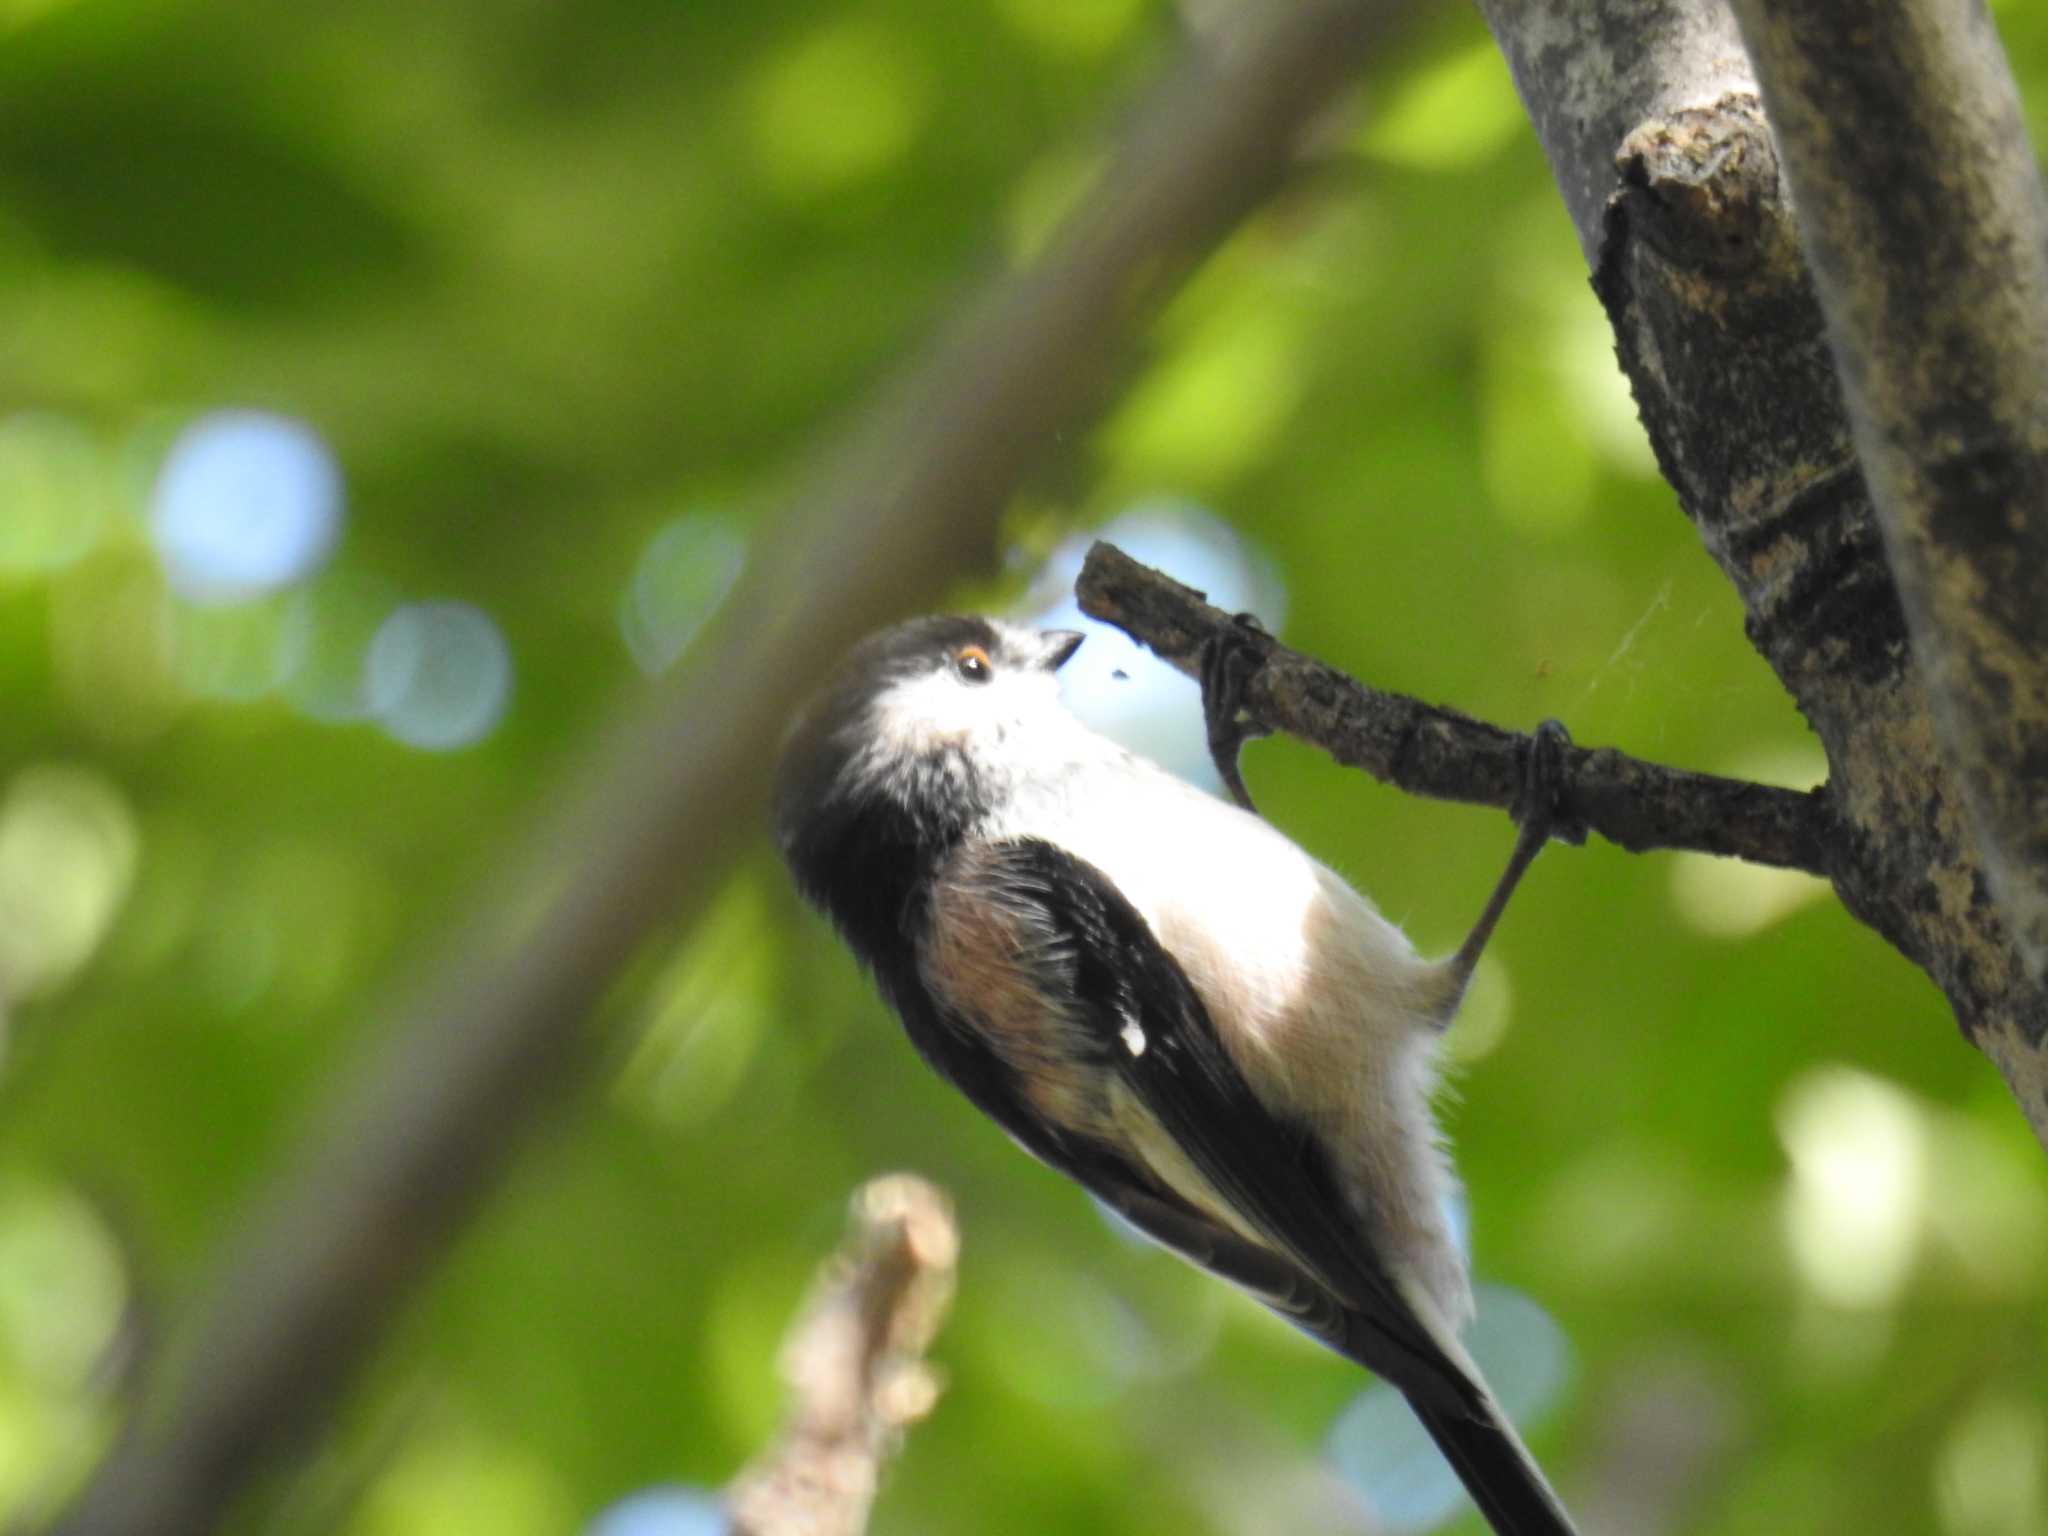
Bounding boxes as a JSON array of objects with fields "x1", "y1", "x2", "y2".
[{"x1": 953, "y1": 645, "x2": 993, "y2": 684}]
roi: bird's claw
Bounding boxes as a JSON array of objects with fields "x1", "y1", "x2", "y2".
[
  {"x1": 1199, "y1": 613, "x2": 1272, "y2": 815},
  {"x1": 1514, "y1": 718, "x2": 1587, "y2": 847}
]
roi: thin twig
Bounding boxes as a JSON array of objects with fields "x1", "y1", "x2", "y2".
[
  {"x1": 727, "y1": 1176, "x2": 959, "y2": 1536},
  {"x1": 1077, "y1": 541, "x2": 1837, "y2": 874},
  {"x1": 48, "y1": 6, "x2": 1425, "y2": 1534}
]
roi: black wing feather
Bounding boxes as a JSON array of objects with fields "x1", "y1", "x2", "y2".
[{"x1": 962, "y1": 838, "x2": 1472, "y2": 1405}]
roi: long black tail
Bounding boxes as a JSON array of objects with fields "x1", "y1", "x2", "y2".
[{"x1": 1406, "y1": 1391, "x2": 1577, "y2": 1536}]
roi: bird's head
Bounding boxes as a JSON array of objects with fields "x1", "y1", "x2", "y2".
[{"x1": 773, "y1": 616, "x2": 1086, "y2": 932}]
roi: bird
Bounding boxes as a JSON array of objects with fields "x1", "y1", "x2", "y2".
[{"x1": 773, "y1": 613, "x2": 1578, "y2": 1536}]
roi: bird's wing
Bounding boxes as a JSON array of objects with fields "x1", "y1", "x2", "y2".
[{"x1": 907, "y1": 834, "x2": 1474, "y2": 1408}]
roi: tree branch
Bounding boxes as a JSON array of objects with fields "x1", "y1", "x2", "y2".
[
  {"x1": 726, "y1": 1176, "x2": 959, "y2": 1536},
  {"x1": 1077, "y1": 541, "x2": 1835, "y2": 872},
  {"x1": 1727, "y1": 0, "x2": 2048, "y2": 979},
  {"x1": 49, "y1": 5, "x2": 1427, "y2": 1533},
  {"x1": 1477, "y1": 0, "x2": 2048, "y2": 1146}
]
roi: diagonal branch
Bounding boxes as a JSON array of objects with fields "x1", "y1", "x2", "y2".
[
  {"x1": 1077, "y1": 542, "x2": 1836, "y2": 874},
  {"x1": 1727, "y1": 0, "x2": 2048, "y2": 979},
  {"x1": 48, "y1": 5, "x2": 1428, "y2": 1535},
  {"x1": 1476, "y1": 0, "x2": 2048, "y2": 1149}
]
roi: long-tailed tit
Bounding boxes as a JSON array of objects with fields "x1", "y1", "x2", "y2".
[{"x1": 774, "y1": 615, "x2": 1578, "y2": 1536}]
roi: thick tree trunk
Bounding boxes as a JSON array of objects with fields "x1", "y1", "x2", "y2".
[{"x1": 1478, "y1": 0, "x2": 2048, "y2": 1143}]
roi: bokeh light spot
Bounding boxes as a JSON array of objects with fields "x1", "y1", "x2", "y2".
[
  {"x1": 1441, "y1": 952, "x2": 1510, "y2": 1064},
  {"x1": 976, "y1": 1265, "x2": 1157, "y2": 1409},
  {"x1": 1934, "y1": 1393, "x2": 2046, "y2": 1536},
  {"x1": 1669, "y1": 748, "x2": 1832, "y2": 934},
  {"x1": 1483, "y1": 196, "x2": 1654, "y2": 535},
  {"x1": 994, "y1": 0, "x2": 1144, "y2": 58},
  {"x1": 619, "y1": 515, "x2": 746, "y2": 676},
  {"x1": 1668, "y1": 853, "x2": 1831, "y2": 938},
  {"x1": 1025, "y1": 500, "x2": 1285, "y2": 788},
  {"x1": 1465, "y1": 1283, "x2": 1573, "y2": 1425},
  {"x1": 148, "y1": 410, "x2": 341, "y2": 603},
  {"x1": 1531, "y1": 1143, "x2": 1685, "y2": 1283},
  {"x1": 366, "y1": 601, "x2": 513, "y2": 751},
  {"x1": 618, "y1": 877, "x2": 776, "y2": 1127},
  {"x1": 1105, "y1": 306, "x2": 1304, "y2": 481},
  {"x1": 1364, "y1": 39, "x2": 1525, "y2": 169},
  {"x1": 1778, "y1": 1066, "x2": 1928, "y2": 1309},
  {"x1": 747, "y1": 22, "x2": 927, "y2": 200},
  {"x1": 1327, "y1": 1382, "x2": 1462, "y2": 1532},
  {"x1": 1556, "y1": 299, "x2": 1659, "y2": 476},
  {"x1": 1328, "y1": 1285, "x2": 1570, "y2": 1531},
  {"x1": 586, "y1": 1486, "x2": 729, "y2": 1536},
  {"x1": 0, "y1": 0, "x2": 85, "y2": 30},
  {"x1": 0, "y1": 764, "x2": 140, "y2": 1006},
  {"x1": 357, "y1": 1438, "x2": 574, "y2": 1536},
  {"x1": 0, "y1": 413, "x2": 117, "y2": 576},
  {"x1": 1922, "y1": 1107, "x2": 2048, "y2": 1297},
  {"x1": 0, "y1": 1173, "x2": 128, "y2": 1391}
]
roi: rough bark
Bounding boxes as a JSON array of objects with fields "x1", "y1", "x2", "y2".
[
  {"x1": 1477, "y1": 0, "x2": 2048, "y2": 1142},
  {"x1": 1728, "y1": 0, "x2": 2048, "y2": 982}
]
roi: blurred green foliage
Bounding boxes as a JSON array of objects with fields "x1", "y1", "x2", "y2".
[{"x1": 2, "y1": 1, "x2": 2047, "y2": 1533}]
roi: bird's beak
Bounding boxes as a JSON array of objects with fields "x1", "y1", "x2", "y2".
[{"x1": 1039, "y1": 629, "x2": 1085, "y2": 672}]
